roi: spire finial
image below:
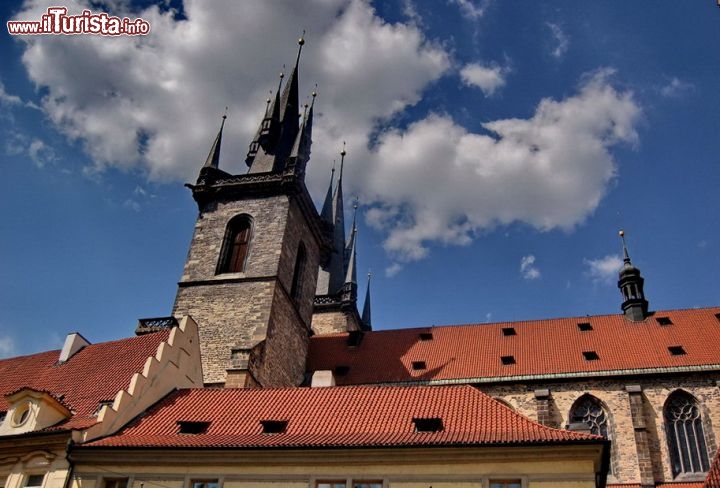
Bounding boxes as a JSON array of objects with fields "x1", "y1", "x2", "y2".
[
  {"x1": 619, "y1": 229, "x2": 631, "y2": 263},
  {"x1": 296, "y1": 31, "x2": 306, "y2": 66},
  {"x1": 361, "y1": 268, "x2": 372, "y2": 330},
  {"x1": 339, "y1": 142, "x2": 347, "y2": 180},
  {"x1": 202, "y1": 109, "x2": 227, "y2": 169}
]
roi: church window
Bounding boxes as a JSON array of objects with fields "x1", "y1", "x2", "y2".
[
  {"x1": 569, "y1": 396, "x2": 609, "y2": 438},
  {"x1": 665, "y1": 391, "x2": 710, "y2": 476},
  {"x1": 217, "y1": 215, "x2": 252, "y2": 274},
  {"x1": 316, "y1": 481, "x2": 346, "y2": 488},
  {"x1": 290, "y1": 242, "x2": 307, "y2": 304},
  {"x1": 352, "y1": 482, "x2": 382, "y2": 488}
]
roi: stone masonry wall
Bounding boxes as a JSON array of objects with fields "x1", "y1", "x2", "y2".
[
  {"x1": 482, "y1": 373, "x2": 720, "y2": 486},
  {"x1": 173, "y1": 191, "x2": 322, "y2": 387}
]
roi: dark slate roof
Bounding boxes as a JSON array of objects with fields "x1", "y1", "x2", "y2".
[
  {"x1": 82, "y1": 384, "x2": 601, "y2": 449},
  {"x1": 0, "y1": 330, "x2": 170, "y2": 431},
  {"x1": 307, "y1": 307, "x2": 720, "y2": 385}
]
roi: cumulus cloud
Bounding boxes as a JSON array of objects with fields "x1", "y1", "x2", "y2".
[
  {"x1": 12, "y1": 0, "x2": 449, "y2": 183},
  {"x1": 585, "y1": 254, "x2": 623, "y2": 284},
  {"x1": 520, "y1": 255, "x2": 541, "y2": 280},
  {"x1": 660, "y1": 77, "x2": 694, "y2": 98},
  {"x1": 546, "y1": 22, "x2": 569, "y2": 59},
  {"x1": 460, "y1": 62, "x2": 509, "y2": 96},
  {"x1": 363, "y1": 69, "x2": 640, "y2": 264},
  {"x1": 28, "y1": 139, "x2": 57, "y2": 167},
  {"x1": 0, "y1": 81, "x2": 22, "y2": 106}
]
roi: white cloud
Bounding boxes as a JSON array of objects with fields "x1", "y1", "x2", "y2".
[
  {"x1": 28, "y1": 139, "x2": 57, "y2": 167},
  {"x1": 0, "y1": 334, "x2": 15, "y2": 358},
  {"x1": 584, "y1": 254, "x2": 623, "y2": 284},
  {"x1": 520, "y1": 255, "x2": 541, "y2": 280},
  {"x1": 450, "y1": 0, "x2": 489, "y2": 20},
  {"x1": 362, "y1": 69, "x2": 640, "y2": 263},
  {"x1": 12, "y1": 0, "x2": 449, "y2": 182},
  {"x1": 0, "y1": 81, "x2": 22, "y2": 106},
  {"x1": 546, "y1": 22, "x2": 569, "y2": 60},
  {"x1": 385, "y1": 263, "x2": 403, "y2": 277},
  {"x1": 460, "y1": 62, "x2": 509, "y2": 96},
  {"x1": 660, "y1": 77, "x2": 694, "y2": 98}
]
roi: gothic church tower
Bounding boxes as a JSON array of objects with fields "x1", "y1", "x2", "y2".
[{"x1": 173, "y1": 38, "x2": 331, "y2": 388}]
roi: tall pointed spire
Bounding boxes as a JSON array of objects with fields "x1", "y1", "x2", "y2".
[
  {"x1": 247, "y1": 35, "x2": 306, "y2": 174},
  {"x1": 361, "y1": 270, "x2": 372, "y2": 329},
  {"x1": 320, "y1": 163, "x2": 335, "y2": 223},
  {"x1": 618, "y1": 230, "x2": 649, "y2": 322},
  {"x1": 345, "y1": 198, "x2": 358, "y2": 271},
  {"x1": 289, "y1": 90, "x2": 315, "y2": 175},
  {"x1": 203, "y1": 110, "x2": 227, "y2": 169},
  {"x1": 345, "y1": 224, "x2": 357, "y2": 286}
]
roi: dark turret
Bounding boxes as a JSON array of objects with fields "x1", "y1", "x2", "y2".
[{"x1": 618, "y1": 230, "x2": 649, "y2": 322}]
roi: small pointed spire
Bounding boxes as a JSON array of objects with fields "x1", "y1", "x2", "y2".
[
  {"x1": 620, "y1": 229, "x2": 631, "y2": 263},
  {"x1": 617, "y1": 229, "x2": 649, "y2": 321},
  {"x1": 320, "y1": 162, "x2": 335, "y2": 222},
  {"x1": 203, "y1": 109, "x2": 227, "y2": 169},
  {"x1": 344, "y1": 225, "x2": 358, "y2": 286},
  {"x1": 361, "y1": 270, "x2": 372, "y2": 329}
]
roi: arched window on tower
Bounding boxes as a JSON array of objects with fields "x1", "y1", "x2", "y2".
[
  {"x1": 290, "y1": 242, "x2": 307, "y2": 305},
  {"x1": 217, "y1": 215, "x2": 253, "y2": 274},
  {"x1": 665, "y1": 390, "x2": 710, "y2": 477}
]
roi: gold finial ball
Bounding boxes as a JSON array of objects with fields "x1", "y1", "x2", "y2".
[
  {"x1": 619, "y1": 229, "x2": 625, "y2": 237},
  {"x1": 279, "y1": 72, "x2": 284, "y2": 79},
  {"x1": 266, "y1": 98, "x2": 271, "y2": 104},
  {"x1": 312, "y1": 91, "x2": 317, "y2": 98},
  {"x1": 298, "y1": 37, "x2": 305, "y2": 46},
  {"x1": 341, "y1": 149, "x2": 347, "y2": 156}
]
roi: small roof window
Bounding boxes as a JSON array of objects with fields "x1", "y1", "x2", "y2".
[
  {"x1": 178, "y1": 421, "x2": 210, "y2": 434},
  {"x1": 500, "y1": 355, "x2": 516, "y2": 365},
  {"x1": 260, "y1": 420, "x2": 288, "y2": 434},
  {"x1": 412, "y1": 361, "x2": 427, "y2": 370},
  {"x1": 413, "y1": 417, "x2": 443, "y2": 433},
  {"x1": 502, "y1": 327, "x2": 517, "y2": 336},
  {"x1": 419, "y1": 332, "x2": 433, "y2": 341},
  {"x1": 656, "y1": 317, "x2": 673, "y2": 326},
  {"x1": 583, "y1": 351, "x2": 600, "y2": 361},
  {"x1": 577, "y1": 322, "x2": 593, "y2": 331},
  {"x1": 668, "y1": 345, "x2": 686, "y2": 356}
]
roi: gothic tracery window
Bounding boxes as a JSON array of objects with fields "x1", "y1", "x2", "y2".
[
  {"x1": 665, "y1": 391, "x2": 710, "y2": 476},
  {"x1": 217, "y1": 215, "x2": 252, "y2": 274},
  {"x1": 569, "y1": 395, "x2": 609, "y2": 437},
  {"x1": 290, "y1": 242, "x2": 307, "y2": 305}
]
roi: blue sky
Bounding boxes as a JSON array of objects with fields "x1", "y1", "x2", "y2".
[{"x1": 1, "y1": 0, "x2": 719, "y2": 358}]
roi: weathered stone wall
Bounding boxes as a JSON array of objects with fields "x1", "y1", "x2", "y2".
[
  {"x1": 482, "y1": 373, "x2": 720, "y2": 486},
  {"x1": 173, "y1": 192, "x2": 321, "y2": 387},
  {"x1": 312, "y1": 309, "x2": 360, "y2": 335}
]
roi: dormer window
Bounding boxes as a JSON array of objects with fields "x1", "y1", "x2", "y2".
[
  {"x1": 178, "y1": 421, "x2": 210, "y2": 434},
  {"x1": 13, "y1": 402, "x2": 32, "y2": 427},
  {"x1": 502, "y1": 327, "x2": 517, "y2": 336},
  {"x1": 25, "y1": 475, "x2": 45, "y2": 488},
  {"x1": 260, "y1": 420, "x2": 288, "y2": 434},
  {"x1": 413, "y1": 417, "x2": 443, "y2": 433}
]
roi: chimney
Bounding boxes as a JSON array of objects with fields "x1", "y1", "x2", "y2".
[
  {"x1": 311, "y1": 370, "x2": 336, "y2": 387},
  {"x1": 59, "y1": 332, "x2": 90, "y2": 363}
]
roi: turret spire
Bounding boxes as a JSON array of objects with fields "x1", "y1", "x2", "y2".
[
  {"x1": 289, "y1": 90, "x2": 315, "y2": 175},
  {"x1": 320, "y1": 163, "x2": 335, "y2": 223},
  {"x1": 617, "y1": 230, "x2": 649, "y2": 322},
  {"x1": 247, "y1": 35, "x2": 306, "y2": 174},
  {"x1": 361, "y1": 270, "x2": 372, "y2": 329},
  {"x1": 203, "y1": 109, "x2": 227, "y2": 169}
]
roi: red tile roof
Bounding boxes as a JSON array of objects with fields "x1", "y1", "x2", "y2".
[
  {"x1": 706, "y1": 447, "x2": 720, "y2": 488},
  {"x1": 0, "y1": 330, "x2": 170, "y2": 431},
  {"x1": 83, "y1": 385, "x2": 602, "y2": 449},
  {"x1": 308, "y1": 307, "x2": 720, "y2": 385}
]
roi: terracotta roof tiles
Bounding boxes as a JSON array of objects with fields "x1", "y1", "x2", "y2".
[
  {"x1": 308, "y1": 307, "x2": 720, "y2": 385},
  {"x1": 0, "y1": 330, "x2": 170, "y2": 431},
  {"x1": 83, "y1": 385, "x2": 602, "y2": 449}
]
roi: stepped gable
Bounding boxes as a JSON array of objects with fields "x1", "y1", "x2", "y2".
[
  {"x1": 81, "y1": 384, "x2": 601, "y2": 449},
  {"x1": 307, "y1": 307, "x2": 720, "y2": 385},
  {"x1": 0, "y1": 330, "x2": 170, "y2": 431}
]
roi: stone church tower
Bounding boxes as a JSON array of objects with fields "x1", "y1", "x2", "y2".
[{"x1": 173, "y1": 39, "x2": 333, "y2": 388}]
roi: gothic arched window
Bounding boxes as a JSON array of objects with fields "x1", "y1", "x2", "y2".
[
  {"x1": 290, "y1": 243, "x2": 307, "y2": 305},
  {"x1": 665, "y1": 391, "x2": 710, "y2": 476},
  {"x1": 217, "y1": 215, "x2": 252, "y2": 274},
  {"x1": 569, "y1": 395, "x2": 609, "y2": 437}
]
